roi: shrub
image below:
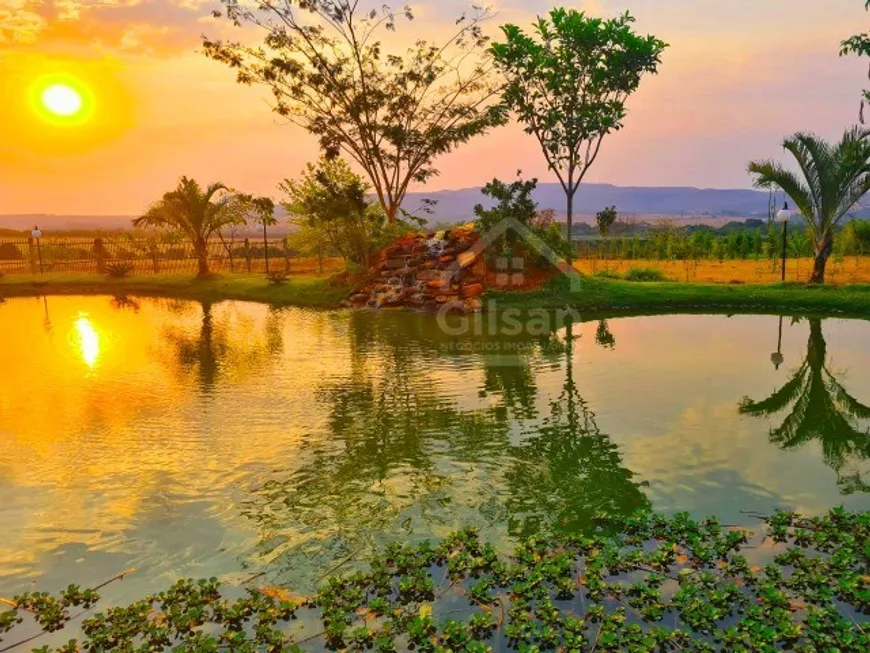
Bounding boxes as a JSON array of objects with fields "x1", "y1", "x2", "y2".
[
  {"x1": 0, "y1": 243, "x2": 22, "y2": 260},
  {"x1": 106, "y1": 262, "x2": 135, "y2": 279},
  {"x1": 594, "y1": 269, "x2": 623, "y2": 280},
  {"x1": 625, "y1": 267, "x2": 666, "y2": 282},
  {"x1": 266, "y1": 271, "x2": 289, "y2": 285}
]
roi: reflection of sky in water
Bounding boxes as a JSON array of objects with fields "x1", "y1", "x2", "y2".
[{"x1": 0, "y1": 297, "x2": 869, "y2": 604}]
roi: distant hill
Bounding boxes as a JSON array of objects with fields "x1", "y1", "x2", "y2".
[
  {"x1": 403, "y1": 183, "x2": 783, "y2": 224},
  {"x1": 405, "y1": 183, "x2": 870, "y2": 224},
  {"x1": 2, "y1": 184, "x2": 868, "y2": 232}
]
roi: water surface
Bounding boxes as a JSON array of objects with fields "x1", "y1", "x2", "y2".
[{"x1": 1, "y1": 296, "x2": 869, "y2": 602}]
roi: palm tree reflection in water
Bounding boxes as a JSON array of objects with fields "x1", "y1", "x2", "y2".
[{"x1": 741, "y1": 318, "x2": 870, "y2": 494}]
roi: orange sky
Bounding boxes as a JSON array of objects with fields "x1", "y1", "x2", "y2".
[{"x1": 0, "y1": 0, "x2": 867, "y2": 215}]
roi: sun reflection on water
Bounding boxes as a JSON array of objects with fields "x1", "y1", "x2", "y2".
[{"x1": 73, "y1": 315, "x2": 100, "y2": 368}]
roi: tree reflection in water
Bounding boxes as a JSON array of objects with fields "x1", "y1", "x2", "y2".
[
  {"x1": 240, "y1": 312, "x2": 649, "y2": 586},
  {"x1": 160, "y1": 301, "x2": 284, "y2": 393},
  {"x1": 741, "y1": 318, "x2": 870, "y2": 494},
  {"x1": 506, "y1": 318, "x2": 649, "y2": 537}
]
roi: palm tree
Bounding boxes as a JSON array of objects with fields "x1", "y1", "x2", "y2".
[
  {"x1": 134, "y1": 176, "x2": 242, "y2": 276},
  {"x1": 740, "y1": 318, "x2": 870, "y2": 493},
  {"x1": 748, "y1": 127, "x2": 870, "y2": 283}
]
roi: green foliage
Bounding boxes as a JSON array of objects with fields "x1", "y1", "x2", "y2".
[
  {"x1": 840, "y1": 1, "x2": 870, "y2": 122},
  {"x1": 625, "y1": 267, "x2": 666, "y2": 282},
  {"x1": 281, "y1": 157, "x2": 406, "y2": 271},
  {"x1": 134, "y1": 177, "x2": 243, "y2": 276},
  {"x1": 594, "y1": 269, "x2": 623, "y2": 280},
  {"x1": 840, "y1": 219, "x2": 870, "y2": 255},
  {"x1": 6, "y1": 511, "x2": 870, "y2": 651},
  {"x1": 204, "y1": 1, "x2": 505, "y2": 223},
  {"x1": 748, "y1": 128, "x2": 870, "y2": 283},
  {"x1": 596, "y1": 206, "x2": 619, "y2": 237},
  {"x1": 491, "y1": 9, "x2": 667, "y2": 240},
  {"x1": 474, "y1": 175, "x2": 539, "y2": 257}
]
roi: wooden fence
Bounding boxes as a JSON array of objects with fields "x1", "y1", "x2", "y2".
[{"x1": 0, "y1": 236, "x2": 338, "y2": 277}]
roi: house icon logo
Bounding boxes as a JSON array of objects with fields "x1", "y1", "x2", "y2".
[{"x1": 444, "y1": 217, "x2": 583, "y2": 293}]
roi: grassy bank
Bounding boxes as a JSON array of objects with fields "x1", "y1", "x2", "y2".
[
  {"x1": 490, "y1": 275, "x2": 870, "y2": 319},
  {"x1": 4, "y1": 272, "x2": 870, "y2": 318},
  {"x1": 0, "y1": 273, "x2": 351, "y2": 309}
]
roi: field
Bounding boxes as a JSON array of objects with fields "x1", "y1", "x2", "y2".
[{"x1": 574, "y1": 256, "x2": 870, "y2": 285}]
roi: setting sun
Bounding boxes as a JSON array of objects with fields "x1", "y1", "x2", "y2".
[{"x1": 41, "y1": 83, "x2": 83, "y2": 117}]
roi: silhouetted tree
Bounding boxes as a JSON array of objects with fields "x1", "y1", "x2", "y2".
[
  {"x1": 204, "y1": 0, "x2": 506, "y2": 223},
  {"x1": 134, "y1": 177, "x2": 243, "y2": 276}
]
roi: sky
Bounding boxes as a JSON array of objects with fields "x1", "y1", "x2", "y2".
[{"x1": 0, "y1": 0, "x2": 867, "y2": 215}]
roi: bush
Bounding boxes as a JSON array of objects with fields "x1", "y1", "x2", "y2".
[
  {"x1": 625, "y1": 267, "x2": 666, "y2": 282},
  {"x1": 266, "y1": 271, "x2": 289, "y2": 285},
  {"x1": 106, "y1": 262, "x2": 135, "y2": 279},
  {"x1": 0, "y1": 243, "x2": 22, "y2": 260},
  {"x1": 594, "y1": 269, "x2": 623, "y2": 280}
]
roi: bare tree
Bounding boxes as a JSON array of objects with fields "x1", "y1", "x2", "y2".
[{"x1": 204, "y1": 0, "x2": 506, "y2": 223}]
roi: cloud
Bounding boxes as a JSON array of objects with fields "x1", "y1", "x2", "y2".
[{"x1": 0, "y1": 0, "x2": 223, "y2": 56}]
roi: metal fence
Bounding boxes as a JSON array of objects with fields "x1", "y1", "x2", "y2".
[{"x1": 0, "y1": 236, "x2": 338, "y2": 277}]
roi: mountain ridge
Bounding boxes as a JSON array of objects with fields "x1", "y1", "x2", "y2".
[{"x1": 2, "y1": 183, "x2": 868, "y2": 231}]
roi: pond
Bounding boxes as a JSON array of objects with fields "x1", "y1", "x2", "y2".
[{"x1": 1, "y1": 295, "x2": 870, "y2": 604}]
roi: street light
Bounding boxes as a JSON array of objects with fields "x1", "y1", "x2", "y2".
[{"x1": 776, "y1": 202, "x2": 791, "y2": 282}]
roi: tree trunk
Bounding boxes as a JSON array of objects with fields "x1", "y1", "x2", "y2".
[
  {"x1": 196, "y1": 240, "x2": 210, "y2": 276},
  {"x1": 386, "y1": 202, "x2": 398, "y2": 225},
  {"x1": 566, "y1": 191, "x2": 575, "y2": 264},
  {"x1": 263, "y1": 222, "x2": 270, "y2": 275},
  {"x1": 810, "y1": 236, "x2": 833, "y2": 284}
]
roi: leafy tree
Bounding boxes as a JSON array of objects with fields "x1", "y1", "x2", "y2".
[
  {"x1": 238, "y1": 195, "x2": 278, "y2": 273},
  {"x1": 596, "y1": 206, "x2": 618, "y2": 238},
  {"x1": 204, "y1": 1, "x2": 506, "y2": 224},
  {"x1": 285, "y1": 224, "x2": 331, "y2": 274},
  {"x1": 841, "y1": 219, "x2": 870, "y2": 255},
  {"x1": 748, "y1": 128, "x2": 870, "y2": 283},
  {"x1": 473, "y1": 175, "x2": 539, "y2": 258},
  {"x1": 281, "y1": 157, "x2": 395, "y2": 270},
  {"x1": 134, "y1": 177, "x2": 242, "y2": 276},
  {"x1": 840, "y1": 0, "x2": 870, "y2": 123},
  {"x1": 491, "y1": 9, "x2": 667, "y2": 256},
  {"x1": 740, "y1": 319, "x2": 870, "y2": 495}
]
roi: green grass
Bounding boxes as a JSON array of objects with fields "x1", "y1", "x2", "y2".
[
  {"x1": 489, "y1": 274, "x2": 870, "y2": 319},
  {"x1": 4, "y1": 272, "x2": 870, "y2": 318},
  {"x1": 0, "y1": 273, "x2": 351, "y2": 309}
]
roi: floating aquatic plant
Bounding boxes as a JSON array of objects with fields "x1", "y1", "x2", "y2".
[{"x1": 3, "y1": 509, "x2": 870, "y2": 651}]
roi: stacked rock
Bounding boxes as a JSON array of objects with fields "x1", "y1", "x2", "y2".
[{"x1": 346, "y1": 223, "x2": 486, "y2": 313}]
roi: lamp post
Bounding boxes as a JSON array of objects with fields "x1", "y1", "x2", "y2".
[
  {"x1": 776, "y1": 202, "x2": 791, "y2": 282},
  {"x1": 31, "y1": 225, "x2": 43, "y2": 274}
]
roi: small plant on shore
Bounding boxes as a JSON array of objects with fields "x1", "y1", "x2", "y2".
[
  {"x1": 594, "y1": 269, "x2": 623, "y2": 280},
  {"x1": 105, "y1": 262, "x2": 134, "y2": 279},
  {"x1": 266, "y1": 271, "x2": 289, "y2": 286},
  {"x1": 625, "y1": 267, "x2": 666, "y2": 282}
]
